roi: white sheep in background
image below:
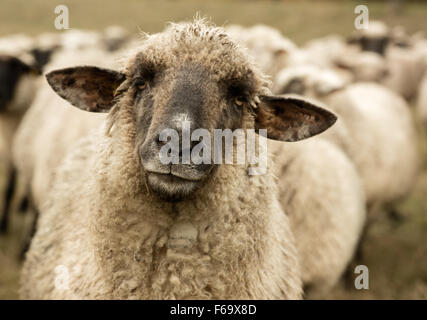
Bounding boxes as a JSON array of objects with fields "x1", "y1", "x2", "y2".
[
  {"x1": 103, "y1": 25, "x2": 130, "y2": 51},
  {"x1": 326, "y1": 83, "x2": 419, "y2": 215},
  {"x1": 346, "y1": 20, "x2": 427, "y2": 101},
  {"x1": 273, "y1": 65, "x2": 419, "y2": 215},
  {"x1": 333, "y1": 50, "x2": 388, "y2": 83},
  {"x1": 1, "y1": 30, "x2": 117, "y2": 235},
  {"x1": 0, "y1": 55, "x2": 41, "y2": 233},
  {"x1": 226, "y1": 24, "x2": 297, "y2": 78},
  {"x1": 290, "y1": 35, "x2": 350, "y2": 70},
  {"x1": 0, "y1": 34, "x2": 36, "y2": 66},
  {"x1": 20, "y1": 20, "x2": 339, "y2": 299},
  {"x1": 270, "y1": 137, "x2": 366, "y2": 297},
  {"x1": 59, "y1": 29, "x2": 103, "y2": 51},
  {"x1": 12, "y1": 48, "x2": 119, "y2": 213},
  {"x1": 347, "y1": 20, "x2": 390, "y2": 56},
  {"x1": 382, "y1": 45, "x2": 427, "y2": 101}
]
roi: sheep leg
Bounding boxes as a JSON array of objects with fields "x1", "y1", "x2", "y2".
[
  {"x1": 19, "y1": 206, "x2": 39, "y2": 261},
  {"x1": 387, "y1": 208, "x2": 406, "y2": 223},
  {"x1": 0, "y1": 167, "x2": 16, "y2": 234},
  {"x1": 18, "y1": 195, "x2": 29, "y2": 214}
]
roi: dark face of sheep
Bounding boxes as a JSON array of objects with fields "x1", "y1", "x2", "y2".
[
  {"x1": 360, "y1": 36, "x2": 390, "y2": 56},
  {"x1": 348, "y1": 35, "x2": 390, "y2": 56},
  {"x1": 29, "y1": 48, "x2": 56, "y2": 72},
  {"x1": 0, "y1": 55, "x2": 39, "y2": 111},
  {"x1": 46, "y1": 22, "x2": 337, "y2": 202}
]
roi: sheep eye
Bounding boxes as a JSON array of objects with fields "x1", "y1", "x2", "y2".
[
  {"x1": 234, "y1": 96, "x2": 246, "y2": 106},
  {"x1": 135, "y1": 79, "x2": 147, "y2": 90}
]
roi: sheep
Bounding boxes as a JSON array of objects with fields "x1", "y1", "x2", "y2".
[
  {"x1": 20, "y1": 20, "x2": 338, "y2": 299},
  {"x1": 347, "y1": 20, "x2": 391, "y2": 56},
  {"x1": 103, "y1": 25, "x2": 130, "y2": 52},
  {"x1": 347, "y1": 21, "x2": 427, "y2": 101},
  {"x1": 0, "y1": 32, "x2": 104, "y2": 234},
  {"x1": 288, "y1": 35, "x2": 350, "y2": 71},
  {"x1": 273, "y1": 65, "x2": 419, "y2": 215},
  {"x1": 270, "y1": 136, "x2": 366, "y2": 297},
  {"x1": 381, "y1": 45, "x2": 427, "y2": 101},
  {"x1": 7, "y1": 48, "x2": 119, "y2": 258},
  {"x1": 325, "y1": 83, "x2": 419, "y2": 213},
  {"x1": 0, "y1": 34, "x2": 36, "y2": 66},
  {"x1": 226, "y1": 24, "x2": 297, "y2": 78},
  {"x1": 0, "y1": 55, "x2": 41, "y2": 233},
  {"x1": 1, "y1": 30, "x2": 129, "y2": 235},
  {"x1": 333, "y1": 50, "x2": 388, "y2": 83},
  {"x1": 345, "y1": 21, "x2": 424, "y2": 100},
  {"x1": 12, "y1": 48, "x2": 119, "y2": 214}
]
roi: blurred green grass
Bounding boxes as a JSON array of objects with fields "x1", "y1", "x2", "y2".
[{"x1": 0, "y1": 0, "x2": 427, "y2": 299}]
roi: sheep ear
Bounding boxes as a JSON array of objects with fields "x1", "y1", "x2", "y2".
[
  {"x1": 255, "y1": 95, "x2": 337, "y2": 142},
  {"x1": 46, "y1": 66, "x2": 125, "y2": 112}
]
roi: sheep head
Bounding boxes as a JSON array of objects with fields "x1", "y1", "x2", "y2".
[
  {"x1": 46, "y1": 20, "x2": 336, "y2": 201},
  {"x1": 0, "y1": 55, "x2": 40, "y2": 112}
]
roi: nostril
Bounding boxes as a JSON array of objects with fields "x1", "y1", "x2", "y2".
[
  {"x1": 190, "y1": 139, "x2": 200, "y2": 150},
  {"x1": 156, "y1": 132, "x2": 169, "y2": 147}
]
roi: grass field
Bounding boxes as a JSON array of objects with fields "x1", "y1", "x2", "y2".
[{"x1": 0, "y1": 0, "x2": 427, "y2": 299}]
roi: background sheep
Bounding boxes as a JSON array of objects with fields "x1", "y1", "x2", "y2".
[
  {"x1": 324, "y1": 83, "x2": 419, "y2": 215},
  {"x1": 273, "y1": 65, "x2": 419, "y2": 216},
  {"x1": 348, "y1": 20, "x2": 427, "y2": 102},
  {"x1": 270, "y1": 137, "x2": 366, "y2": 298},
  {"x1": 226, "y1": 24, "x2": 297, "y2": 78},
  {"x1": 382, "y1": 45, "x2": 427, "y2": 102},
  {"x1": 0, "y1": 55, "x2": 41, "y2": 233},
  {"x1": 12, "y1": 48, "x2": 119, "y2": 213}
]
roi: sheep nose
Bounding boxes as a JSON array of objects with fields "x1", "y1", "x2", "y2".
[{"x1": 155, "y1": 128, "x2": 202, "y2": 158}]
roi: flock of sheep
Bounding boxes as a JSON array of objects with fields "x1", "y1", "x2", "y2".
[{"x1": 0, "y1": 18, "x2": 426, "y2": 299}]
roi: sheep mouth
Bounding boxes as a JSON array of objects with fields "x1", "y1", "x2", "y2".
[
  {"x1": 143, "y1": 161, "x2": 214, "y2": 182},
  {"x1": 146, "y1": 171, "x2": 203, "y2": 182},
  {"x1": 145, "y1": 171, "x2": 203, "y2": 201}
]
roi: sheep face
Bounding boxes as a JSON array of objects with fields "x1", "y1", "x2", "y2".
[
  {"x1": 0, "y1": 55, "x2": 40, "y2": 112},
  {"x1": 46, "y1": 21, "x2": 337, "y2": 202},
  {"x1": 358, "y1": 36, "x2": 390, "y2": 56},
  {"x1": 274, "y1": 66, "x2": 345, "y2": 98},
  {"x1": 348, "y1": 20, "x2": 391, "y2": 56}
]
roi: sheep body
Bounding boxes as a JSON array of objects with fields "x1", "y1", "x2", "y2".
[
  {"x1": 324, "y1": 82, "x2": 419, "y2": 211},
  {"x1": 382, "y1": 46, "x2": 426, "y2": 101},
  {"x1": 270, "y1": 134, "x2": 365, "y2": 296}
]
